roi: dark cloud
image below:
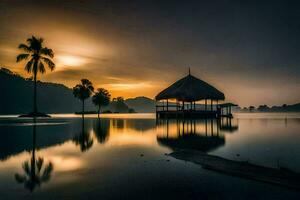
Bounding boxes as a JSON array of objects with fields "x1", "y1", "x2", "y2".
[{"x1": 0, "y1": 0, "x2": 299, "y2": 106}]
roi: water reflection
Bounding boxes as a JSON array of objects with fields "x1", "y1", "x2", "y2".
[
  {"x1": 220, "y1": 117, "x2": 239, "y2": 133},
  {"x1": 14, "y1": 118, "x2": 53, "y2": 192},
  {"x1": 73, "y1": 119, "x2": 94, "y2": 152},
  {"x1": 93, "y1": 118, "x2": 110, "y2": 144},
  {"x1": 1, "y1": 114, "x2": 300, "y2": 199},
  {"x1": 157, "y1": 118, "x2": 238, "y2": 152}
]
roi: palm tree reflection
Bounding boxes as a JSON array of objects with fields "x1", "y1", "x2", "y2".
[
  {"x1": 15, "y1": 118, "x2": 53, "y2": 192},
  {"x1": 93, "y1": 118, "x2": 110, "y2": 144},
  {"x1": 73, "y1": 119, "x2": 93, "y2": 152}
]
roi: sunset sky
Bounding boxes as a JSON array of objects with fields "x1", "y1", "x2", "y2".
[{"x1": 0, "y1": 0, "x2": 299, "y2": 107}]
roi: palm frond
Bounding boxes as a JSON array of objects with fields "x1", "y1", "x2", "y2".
[
  {"x1": 38, "y1": 62, "x2": 46, "y2": 74},
  {"x1": 22, "y1": 161, "x2": 31, "y2": 175},
  {"x1": 15, "y1": 174, "x2": 27, "y2": 183},
  {"x1": 18, "y1": 44, "x2": 32, "y2": 52},
  {"x1": 41, "y1": 57, "x2": 55, "y2": 71},
  {"x1": 88, "y1": 85, "x2": 94, "y2": 92},
  {"x1": 36, "y1": 157, "x2": 44, "y2": 173},
  {"x1": 41, "y1": 162, "x2": 53, "y2": 182},
  {"x1": 25, "y1": 58, "x2": 34, "y2": 73},
  {"x1": 16, "y1": 54, "x2": 29, "y2": 62},
  {"x1": 38, "y1": 37, "x2": 44, "y2": 44},
  {"x1": 40, "y1": 48, "x2": 54, "y2": 58}
]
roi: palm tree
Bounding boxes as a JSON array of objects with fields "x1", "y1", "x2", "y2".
[
  {"x1": 92, "y1": 88, "x2": 111, "y2": 118},
  {"x1": 73, "y1": 79, "x2": 94, "y2": 119},
  {"x1": 16, "y1": 36, "x2": 55, "y2": 115}
]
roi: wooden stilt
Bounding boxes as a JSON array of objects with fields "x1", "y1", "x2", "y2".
[{"x1": 166, "y1": 99, "x2": 169, "y2": 111}]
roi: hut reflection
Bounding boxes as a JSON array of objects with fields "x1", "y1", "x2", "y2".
[
  {"x1": 220, "y1": 117, "x2": 239, "y2": 133},
  {"x1": 157, "y1": 118, "x2": 238, "y2": 152},
  {"x1": 15, "y1": 118, "x2": 53, "y2": 192}
]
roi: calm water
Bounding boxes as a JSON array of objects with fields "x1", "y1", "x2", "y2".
[{"x1": 0, "y1": 113, "x2": 300, "y2": 199}]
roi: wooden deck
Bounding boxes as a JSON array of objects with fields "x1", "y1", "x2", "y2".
[{"x1": 155, "y1": 103, "x2": 235, "y2": 119}]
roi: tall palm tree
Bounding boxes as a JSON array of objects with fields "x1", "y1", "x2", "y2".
[
  {"x1": 92, "y1": 88, "x2": 111, "y2": 118},
  {"x1": 16, "y1": 36, "x2": 55, "y2": 115},
  {"x1": 73, "y1": 79, "x2": 94, "y2": 119}
]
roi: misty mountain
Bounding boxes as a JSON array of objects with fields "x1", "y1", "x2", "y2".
[
  {"x1": 125, "y1": 96, "x2": 156, "y2": 113},
  {"x1": 0, "y1": 67, "x2": 97, "y2": 114}
]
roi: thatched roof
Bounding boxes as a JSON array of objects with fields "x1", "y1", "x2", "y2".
[{"x1": 155, "y1": 74, "x2": 225, "y2": 101}]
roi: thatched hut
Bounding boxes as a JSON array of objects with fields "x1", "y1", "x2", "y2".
[{"x1": 155, "y1": 70, "x2": 226, "y2": 118}]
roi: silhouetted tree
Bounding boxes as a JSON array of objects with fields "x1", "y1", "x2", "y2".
[
  {"x1": 92, "y1": 88, "x2": 111, "y2": 118},
  {"x1": 16, "y1": 36, "x2": 55, "y2": 115},
  {"x1": 73, "y1": 79, "x2": 94, "y2": 119},
  {"x1": 249, "y1": 106, "x2": 255, "y2": 112},
  {"x1": 110, "y1": 96, "x2": 132, "y2": 113},
  {"x1": 257, "y1": 105, "x2": 270, "y2": 112}
]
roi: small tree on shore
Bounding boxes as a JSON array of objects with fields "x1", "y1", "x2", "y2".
[
  {"x1": 73, "y1": 79, "x2": 94, "y2": 119},
  {"x1": 92, "y1": 88, "x2": 111, "y2": 118}
]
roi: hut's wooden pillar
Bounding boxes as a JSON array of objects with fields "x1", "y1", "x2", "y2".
[
  {"x1": 211, "y1": 100, "x2": 213, "y2": 111},
  {"x1": 190, "y1": 102, "x2": 192, "y2": 111},
  {"x1": 166, "y1": 99, "x2": 169, "y2": 111},
  {"x1": 194, "y1": 101, "x2": 196, "y2": 111},
  {"x1": 205, "y1": 99, "x2": 207, "y2": 111},
  {"x1": 216, "y1": 100, "x2": 219, "y2": 116}
]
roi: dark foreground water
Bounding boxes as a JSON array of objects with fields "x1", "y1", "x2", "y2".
[{"x1": 0, "y1": 113, "x2": 300, "y2": 200}]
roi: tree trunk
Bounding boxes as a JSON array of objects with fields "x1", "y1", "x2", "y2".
[
  {"x1": 31, "y1": 118, "x2": 36, "y2": 182},
  {"x1": 98, "y1": 106, "x2": 100, "y2": 118},
  {"x1": 33, "y1": 63, "x2": 38, "y2": 114},
  {"x1": 82, "y1": 100, "x2": 85, "y2": 119}
]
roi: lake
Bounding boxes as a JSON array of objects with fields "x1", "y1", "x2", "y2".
[{"x1": 0, "y1": 113, "x2": 300, "y2": 199}]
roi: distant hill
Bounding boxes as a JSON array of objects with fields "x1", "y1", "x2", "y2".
[
  {"x1": 125, "y1": 96, "x2": 156, "y2": 113},
  {"x1": 235, "y1": 103, "x2": 300, "y2": 113},
  {"x1": 257, "y1": 103, "x2": 300, "y2": 112},
  {"x1": 0, "y1": 67, "x2": 153, "y2": 114},
  {"x1": 0, "y1": 67, "x2": 97, "y2": 114}
]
